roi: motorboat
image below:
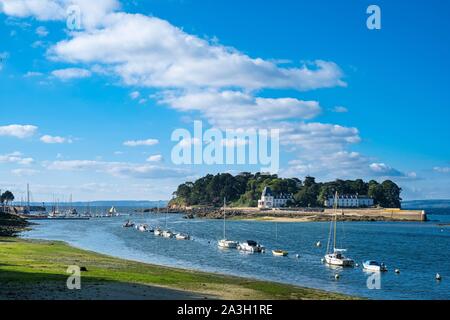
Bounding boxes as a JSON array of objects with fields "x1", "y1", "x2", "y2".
[
  {"x1": 272, "y1": 250, "x2": 288, "y2": 257},
  {"x1": 363, "y1": 260, "x2": 387, "y2": 272},
  {"x1": 138, "y1": 224, "x2": 150, "y2": 232},
  {"x1": 175, "y1": 233, "x2": 191, "y2": 240},
  {"x1": 162, "y1": 230, "x2": 174, "y2": 238},
  {"x1": 237, "y1": 240, "x2": 264, "y2": 253},
  {"x1": 218, "y1": 239, "x2": 238, "y2": 249},
  {"x1": 324, "y1": 249, "x2": 354, "y2": 266},
  {"x1": 154, "y1": 228, "x2": 163, "y2": 236},
  {"x1": 122, "y1": 220, "x2": 135, "y2": 228}
]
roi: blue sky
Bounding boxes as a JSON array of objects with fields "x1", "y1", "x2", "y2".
[{"x1": 1, "y1": 0, "x2": 449, "y2": 201}]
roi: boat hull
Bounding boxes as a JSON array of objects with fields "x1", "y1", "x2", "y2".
[
  {"x1": 272, "y1": 250, "x2": 288, "y2": 256},
  {"x1": 363, "y1": 262, "x2": 387, "y2": 272},
  {"x1": 218, "y1": 240, "x2": 238, "y2": 249},
  {"x1": 325, "y1": 254, "x2": 354, "y2": 266}
]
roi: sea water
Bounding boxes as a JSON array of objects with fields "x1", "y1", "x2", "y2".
[{"x1": 22, "y1": 207, "x2": 450, "y2": 299}]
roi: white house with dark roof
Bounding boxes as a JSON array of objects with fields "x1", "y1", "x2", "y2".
[
  {"x1": 324, "y1": 194, "x2": 374, "y2": 208},
  {"x1": 258, "y1": 186, "x2": 293, "y2": 209}
]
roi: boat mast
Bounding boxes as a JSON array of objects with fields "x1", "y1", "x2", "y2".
[
  {"x1": 223, "y1": 197, "x2": 226, "y2": 239},
  {"x1": 26, "y1": 183, "x2": 30, "y2": 212},
  {"x1": 165, "y1": 203, "x2": 168, "y2": 229},
  {"x1": 333, "y1": 191, "x2": 338, "y2": 251}
]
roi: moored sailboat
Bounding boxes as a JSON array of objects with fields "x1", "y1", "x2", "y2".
[
  {"x1": 218, "y1": 198, "x2": 238, "y2": 249},
  {"x1": 324, "y1": 192, "x2": 354, "y2": 267},
  {"x1": 271, "y1": 222, "x2": 288, "y2": 256}
]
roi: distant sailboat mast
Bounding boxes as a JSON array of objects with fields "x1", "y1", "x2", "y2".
[
  {"x1": 326, "y1": 191, "x2": 338, "y2": 255},
  {"x1": 223, "y1": 197, "x2": 226, "y2": 239}
]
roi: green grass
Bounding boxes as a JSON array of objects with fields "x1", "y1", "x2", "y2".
[{"x1": 0, "y1": 237, "x2": 357, "y2": 300}]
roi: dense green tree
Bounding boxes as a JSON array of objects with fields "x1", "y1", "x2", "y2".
[
  {"x1": 0, "y1": 191, "x2": 15, "y2": 206},
  {"x1": 171, "y1": 173, "x2": 402, "y2": 209}
]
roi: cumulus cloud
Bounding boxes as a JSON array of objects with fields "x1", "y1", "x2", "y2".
[
  {"x1": 0, "y1": 0, "x2": 120, "y2": 29},
  {"x1": 48, "y1": 12, "x2": 345, "y2": 91},
  {"x1": 0, "y1": 124, "x2": 37, "y2": 138},
  {"x1": 433, "y1": 166, "x2": 450, "y2": 173},
  {"x1": 283, "y1": 151, "x2": 369, "y2": 179},
  {"x1": 159, "y1": 90, "x2": 321, "y2": 129},
  {"x1": 0, "y1": 151, "x2": 34, "y2": 165},
  {"x1": 129, "y1": 91, "x2": 140, "y2": 100},
  {"x1": 51, "y1": 67, "x2": 91, "y2": 80},
  {"x1": 123, "y1": 138, "x2": 159, "y2": 147},
  {"x1": 369, "y1": 163, "x2": 407, "y2": 177},
  {"x1": 35, "y1": 26, "x2": 49, "y2": 37},
  {"x1": 24, "y1": 71, "x2": 44, "y2": 77},
  {"x1": 40, "y1": 134, "x2": 72, "y2": 144},
  {"x1": 332, "y1": 106, "x2": 348, "y2": 113},
  {"x1": 146, "y1": 154, "x2": 163, "y2": 162},
  {"x1": 46, "y1": 159, "x2": 187, "y2": 179},
  {"x1": 11, "y1": 168, "x2": 40, "y2": 176},
  {"x1": 281, "y1": 122, "x2": 361, "y2": 151}
]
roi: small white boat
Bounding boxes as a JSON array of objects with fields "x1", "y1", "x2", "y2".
[
  {"x1": 175, "y1": 233, "x2": 190, "y2": 240},
  {"x1": 162, "y1": 230, "x2": 174, "y2": 238},
  {"x1": 154, "y1": 228, "x2": 163, "y2": 236},
  {"x1": 138, "y1": 224, "x2": 149, "y2": 232},
  {"x1": 218, "y1": 239, "x2": 238, "y2": 249},
  {"x1": 272, "y1": 250, "x2": 288, "y2": 257},
  {"x1": 237, "y1": 240, "x2": 265, "y2": 253},
  {"x1": 363, "y1": 260, "x2": 387, "y2": 272},
  {"x1": 325, "y1": 249, "x2": 354, "y2": 266}
]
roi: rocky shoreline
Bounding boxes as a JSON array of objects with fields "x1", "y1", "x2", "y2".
[
  {"x1": 0, "y1": 212, "x2": 30, "y2": 237},
  {"x1": 137, "y1": 206, "x2": 424, "y2": 222}
]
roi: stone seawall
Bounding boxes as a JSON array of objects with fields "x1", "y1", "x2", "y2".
[
  {"x1": 323, "y1": 208, "x2": 427, "y2": 221},
  {"x1": 141, "y1": 206, "x2": 427, "y2": 222}
]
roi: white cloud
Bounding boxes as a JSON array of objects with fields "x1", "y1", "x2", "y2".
[
  {"x1": 332, "y1": 106, "x2": 348, "y2": 113},
  {"x1": 0, "y1": 0, "x2": 120, "y2": 29},
  {"x1": 0, "y1": 124, "x2": 38, "y2": 138},
  {"x1": 51, "y1": 67, "x2": 91, "y2": 80},
  {"x1": 11, "y1": 168, "x2": 40, "y2": 176},
  {"x1": 369, "y1": 163, "x2": 406, "y2": 177},
  {"x1": 129, "y1": 91, "x2": 140, "y2": 100},
  {"x1": 433, "y1": 166, "x2": 450, "y2": 173},
  {"x1": 123, "y1": 138, "x2": 159, "y2": 147},
  {"x1": 40, "y1": 134, "x2": 72, "y2": 144},
  {"x1": 0, "y1": 152, "x2": 34, "y2": 165},
  {"x1": 46, "y1": 159, "x2": 187, "y2": 179},
  {"x1": 159, "y1": 89, "x2": 321, "y2": 129},
  {"x1": 221, "y1": 138, "x2": 249, "y2": 148},
  {"x1": 36, "y1": 26, "x2": 49, "y2": 37},
  {"x1": 281, "y1": 122, "x2": 361, "y2": 151},
  {"x1": 49, "y1": 12, "x2": 345, "y2": 91},
  {"x1": 146, "y1": 154, "x2": 163, "y2": 162},
  {"x1": 177, "y1": 137, "x2": 201, "y2": 148},
  {"x1": 24, "y1": 71, "x2": 44, "y2": 77}
]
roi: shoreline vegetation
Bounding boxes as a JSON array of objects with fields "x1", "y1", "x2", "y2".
[
  {"x1": 0, "y1": 237, "x2": 355, "y2": 300},
  {"x1": 170, "y1": 173, "x2": 402, "y2": 209}
]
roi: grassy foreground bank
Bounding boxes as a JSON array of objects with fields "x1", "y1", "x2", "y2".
[{"x1": 0, "y1": 237, "x2": 355, "y2": 300}]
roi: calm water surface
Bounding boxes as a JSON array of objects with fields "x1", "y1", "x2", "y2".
[{"x1": 22, "y1": 207, "x2": 450, "y2": 300}]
